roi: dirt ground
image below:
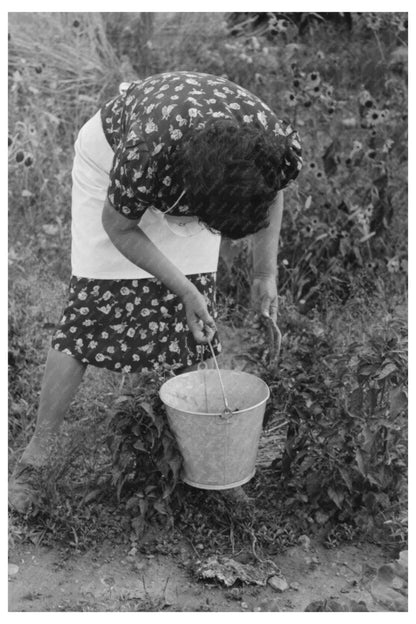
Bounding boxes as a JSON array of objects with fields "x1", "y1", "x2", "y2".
[{"x1": 9, "y1": 538, "x2": 390, "y2": 612}]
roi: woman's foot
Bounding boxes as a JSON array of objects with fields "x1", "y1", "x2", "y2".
[{"x1": 8, "y1": 462, "x2": 43, "y2": 514}]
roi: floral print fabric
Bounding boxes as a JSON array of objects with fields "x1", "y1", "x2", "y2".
[
  {"x1": 101, "y1": 70, "x2": 302, "y2": 220},
  {"x1": 51, "y1": 273, "x2": 221, "y2": 373}
]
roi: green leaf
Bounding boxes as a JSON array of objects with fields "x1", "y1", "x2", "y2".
[
  {"x1": 153, "y1": 501, "x2": 167, "y2": 515},
  {"x1": 327, "y1": 486, "x2": 344, "y2": 509},
  {"x1": 338, "y1": 467, "x2": 353, "y2": 492},
  {"x1": 139, "y1": 499, "x2": 148, "y2": 517},
  {"x1": 349, "y1": 387, "x2": 363, "y2": 413},
  {"x1": 376, "y1": 362, "x2": 397, "y2": 381},
  {"x1": 389, "y1": 387, "x2": 407, "y2": 417},
  {"x1": 355, "y1": 448, "x2": 367, "y2": 477}
]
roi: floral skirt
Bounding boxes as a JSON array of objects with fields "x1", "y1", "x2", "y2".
[{"x1": 51, "y1": 273, "x2": 221, "y2": 373}]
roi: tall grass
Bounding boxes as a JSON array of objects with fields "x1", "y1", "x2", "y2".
[{"x1": 8, "y1": 13, "x2": 139, "y2": 278}]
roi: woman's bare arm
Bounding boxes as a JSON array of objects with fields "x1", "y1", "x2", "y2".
[
  {"x1": 250, "y1": 191, "x2": 284, "y2": 320},
  {"x1": 101, "y1": 199, "x2": 216, "y2": 343}
]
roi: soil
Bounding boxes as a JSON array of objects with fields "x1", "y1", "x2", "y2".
[{"x1": 9, "y1": 538, "x2": 388, "y2": 612}]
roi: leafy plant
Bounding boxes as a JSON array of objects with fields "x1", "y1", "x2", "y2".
[
  {"x1": 106, "y1": 373, "x2": 183, "y2": 535},
  {"x1": 251, "y1": 300, "x2": 408, "y2": 545}
]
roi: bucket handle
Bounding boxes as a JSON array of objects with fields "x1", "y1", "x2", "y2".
[{"x1": 206, "y1": 341, "x2": 235, "y2": 418}]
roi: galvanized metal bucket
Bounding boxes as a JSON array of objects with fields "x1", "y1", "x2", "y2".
[{"x1": 159, "y1": 369, "x2": 270, "y2": 490}]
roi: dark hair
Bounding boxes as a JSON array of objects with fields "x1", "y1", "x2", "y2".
[{"x1": 170, "y1": 118, "x2": 302, "y2": 239}]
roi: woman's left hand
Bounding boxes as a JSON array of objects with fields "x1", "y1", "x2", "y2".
[{"x1": 251, "y1": 275, "x2": 278, "y2": 321}]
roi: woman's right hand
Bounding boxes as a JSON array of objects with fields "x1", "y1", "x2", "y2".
[{"x1": 182, "y1": 285, "x2": 216, "y2": 344}]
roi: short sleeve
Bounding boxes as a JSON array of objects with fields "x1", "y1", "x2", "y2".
[{"x1": 107, "y1": 122, "x2": 154, "y2": 220}]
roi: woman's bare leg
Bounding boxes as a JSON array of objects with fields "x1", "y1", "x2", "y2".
[
  {"x1": 20, "y1": 348, "x2": 87, "y2": 466},
  {"x1": 9, "y1": 349, "x2": 87, "y2": 512}
]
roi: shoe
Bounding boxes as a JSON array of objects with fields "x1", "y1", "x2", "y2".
[{"x1": 8, "y1": 462, "x2": 42, "y2": 514}]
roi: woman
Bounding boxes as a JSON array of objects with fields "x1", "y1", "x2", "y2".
[{"x1": 9, "y1": 70, "x2": 302, "y2": 512}]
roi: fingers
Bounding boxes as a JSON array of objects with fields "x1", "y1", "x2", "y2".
[
  {"x1": 186, "y1": 307, "x2": 216, "y2": 343},
  {"x1": 189, "y1": 317, "x2": 216, "y2": 344},
  {"x1": 182, "y1": 285, "x2": 216, "y2": 344},
  {"x1": 269, "y1": 303, "x2": 278, "y2": 323},
  {"x1": 260, "y1": 296, "x2": 278, "y2": 323}
]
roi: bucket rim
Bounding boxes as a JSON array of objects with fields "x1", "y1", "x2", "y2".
[{"x1": 159, "y1": 369, "x2": 270, "y2": 417}]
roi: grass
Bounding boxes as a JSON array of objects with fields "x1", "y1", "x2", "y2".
[{"x1": 8, "y1": 12, "x2": 407, "y2": 555}]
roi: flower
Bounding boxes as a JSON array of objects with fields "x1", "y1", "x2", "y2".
[
  {"x1": 387, "y1": 257, "x2": 400, "y2": 273},
  {"x1": 145, "y1": 120, "x2": 157, "y2": 134},
  {"x1": 275, "y1": 18, "x2": 288, "y2": 32},
  {"x1": 365, "y1": 150, "x2": 377, "y2": 160},
  {"x1": 97, "y1": 304, "x2": 111, "y2": 314},
  {"x1": 169, "y1": 339, "x2": 180, "y2": 353},
  {"x1": 302, "y1": 224, "x2": 314, "y2": 238},
  {"x1": 364, "y1": 205, "x2": 374, "y2": 218},
  {"x1": 284, "y1": 92, "x2": 298, "y2": 107},
  {"x1": 95, "y1": 353, "x2": 105, "y2": 362},
  {"x1": 306, "y1": 72, "x2": 321, "y2": 88},
  {"x1": 366, "y1": 14, "x2": 382, "y2": 30}
]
